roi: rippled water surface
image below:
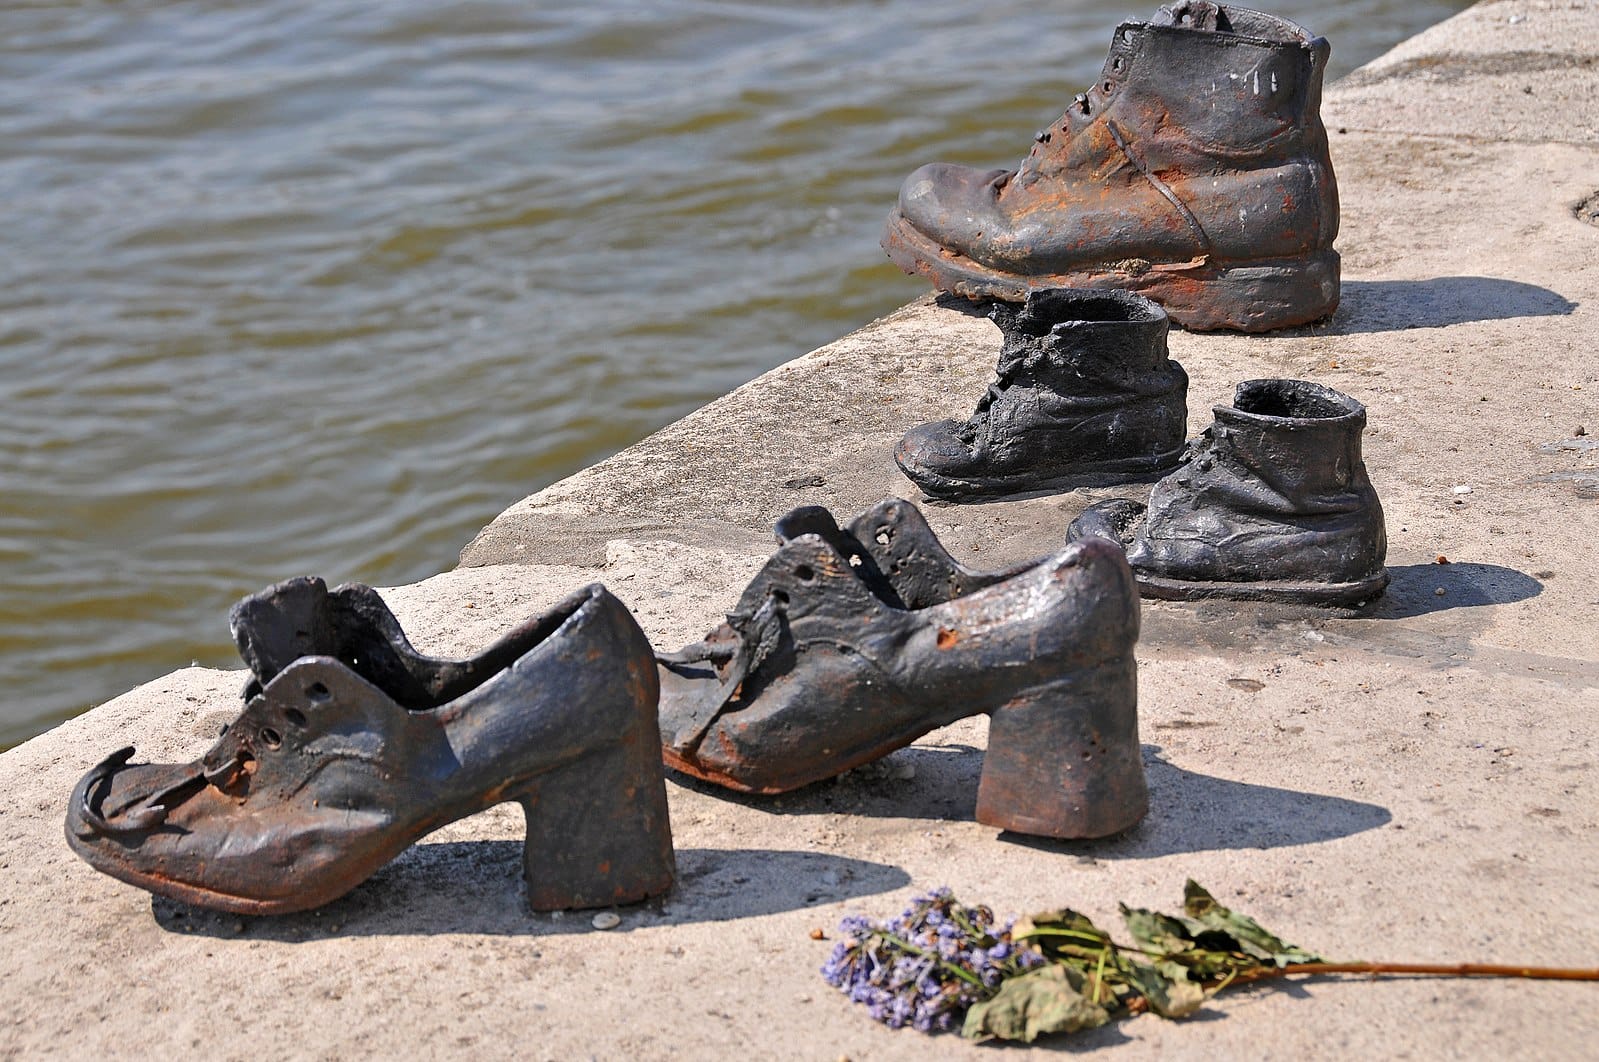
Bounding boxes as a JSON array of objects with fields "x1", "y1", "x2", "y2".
[{"x1": 1, "y1": 0, "x2": 1470, "y2": 747}]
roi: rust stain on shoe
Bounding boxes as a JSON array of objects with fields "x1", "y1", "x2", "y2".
[{"x1": 882, "y1": 2, "x2": 1341, "y2": 332}]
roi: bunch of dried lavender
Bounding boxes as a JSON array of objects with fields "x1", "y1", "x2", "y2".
[
  {"x1": 819, "y1": 887, "x2": 1045, "y2": 1032},
  {"x1": 822, "y1": 880, "x2": 1599, "y2": 1043}
]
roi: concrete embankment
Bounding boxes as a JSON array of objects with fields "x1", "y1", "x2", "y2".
[{"x1": 3, "y1": 2, "x2": 1596, "y2": 1058}]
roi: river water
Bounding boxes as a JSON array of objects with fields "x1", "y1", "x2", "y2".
[{"x1": 0, "y1": 0, "x2": 1468, "y2": 748}]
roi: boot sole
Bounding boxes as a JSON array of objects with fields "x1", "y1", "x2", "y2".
[
  {"x1": 896, "y1": 443, "x2": 1187, "y2": 502},
  {"x1": 883, "y1": 208, "x2": 1339, "y2": 333},
  {"x1": 1133, "y1": 568, "x2": 1390, "y2": 606}
]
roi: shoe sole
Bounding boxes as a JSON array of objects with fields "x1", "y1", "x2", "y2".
[
  {"x1": 1133, "y1": 568, "x2": 1390, "y2": 606},
  {"x1": 67, "y1": 749, "x2": 677, "y2": 916},
  {"x1": 882, "y1": 208, "x2": 1340, "y2": 333},
  {"x1": 896, "y1": 443, "x2": 1187, "y2": 502}
]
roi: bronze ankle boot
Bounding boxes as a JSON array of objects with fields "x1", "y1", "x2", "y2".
[
  {"x1": 897, "y1": 288, "x2": 1187, "y2": 500},
  {"x1": 1070, "y1": 379, "x2": 1387, "y2": 604},
  {"x1": 883, "y1": 2, "x2": 1339, "y2": 332}
]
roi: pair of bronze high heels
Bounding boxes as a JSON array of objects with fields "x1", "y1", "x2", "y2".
[{"x1": 67, "y1": 500, "x2": 1147, "y2": 915}]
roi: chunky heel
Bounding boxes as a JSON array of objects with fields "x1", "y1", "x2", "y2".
[
  {"x1": 518, "y1": 725, "x2": 675, "y2": 912},
  {"x1": 976, "y1": 655, "x2": 1147, "y2": 839}
]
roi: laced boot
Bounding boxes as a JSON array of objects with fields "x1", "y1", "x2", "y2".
[
  {"x1": 897, "y1": 288, "x2": 1187, "y2": 500},
  {"x1": 1070, "y1": 379, "x2": 1387, "y2": 604},
  {"x1": 883, "y1": 2, "x2": 1339, "y2": 332},
  {"x1": 658, "y1": 499, "x2": 1149, "y2": 840}
]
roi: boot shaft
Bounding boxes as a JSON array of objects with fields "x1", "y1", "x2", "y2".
[
  {"x1": 987, "y1": 288, "x2": 1183, "y2": 399},
  {"x1": 1205, "y1": 378, "x2": 1368, "y2": 503},
  {"x1": 1103, "y1": 3, "x2": 1332, "y2": 165},
  {"x1": 1012, "y1": 3, "x2": 1338, "y2": 262}
]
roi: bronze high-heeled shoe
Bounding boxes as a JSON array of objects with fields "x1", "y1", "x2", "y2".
[
  {"x1": 658, "y1": 499, "x2": 1148, "y2": 839},
  {"x1": 66, "y1": 577, "x2": 674, "y2": 915}
]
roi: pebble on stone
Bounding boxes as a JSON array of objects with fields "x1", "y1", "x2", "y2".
[{"x1": 591, "y1": 911, "x2": 621, "y2": 930}]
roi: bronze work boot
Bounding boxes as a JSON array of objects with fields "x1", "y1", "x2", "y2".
[
  {"x1": 897, "y1": 288, "x2": 1187, "y2": 500},
  {"x1": 882, "y1": 2, "x2": 1339, "y2": 332}
]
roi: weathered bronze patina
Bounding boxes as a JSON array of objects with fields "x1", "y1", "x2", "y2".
[
  {"x1": 883, "y1": 2, "x2": 1340, "y2": 332},
  {"x1": 897, "y1": 288, "x2": 1188, "y2": 500},
  {"x1": 658, "y1": 499, "x2": 1148, "y2": 840},
  {"x1": 66, "y1": 577, "x2": 675, "y2": 914},
  {"x1": 1070, "y1": 379, "x2": 1388, "y2": 604}
]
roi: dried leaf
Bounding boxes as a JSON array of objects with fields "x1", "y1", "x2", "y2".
[
  {"x1": 1012, "y1": 908, "x2": 1115, "y2": 958},
  {"x1": 1119, "y1": 903, "x2": 1195, "y2": 956},
  {"x1": 1182, "y1": 881, "x2": 1322, "y2": 966},
  {"x1": 962, "y1": 966, "x2": 1111, "y2": 1042},
  {"x1": 1120, "y1": 960, "x2": 1209, "y2": 1019}
]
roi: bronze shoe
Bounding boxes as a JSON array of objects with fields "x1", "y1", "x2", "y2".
[
  {"x1": 1070, "y1": 379, "x2": 1388, "y2": 604},
  {"x1": 897, "y1": 288, "x2": 1187, "y2": 500},
  {"x1": 66, "y1": 577, "x2": 674, "y2": 914},
  {"x1": 883, "y1": 2, "x2": 1340, "y2": 332},
  {"x1": 658, "y1": 500, "x2": 1148, "y2": 840}
]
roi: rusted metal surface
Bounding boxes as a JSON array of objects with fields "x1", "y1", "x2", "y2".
[
  {"x1": 66, "y1": 577, "x2": 674, "y2": 914},
  {"x1": 882, "y1": 2, "x2": 1340, "y2": 332},
  {"x1": 657, "y1": 499, "x2": 1148, "y2": 840},
  {"x1": 1071, "y1": 379, "x2": 1389, "y2": 604},
  {"x1": 897, "y1": 288, "x2": 1188, "y2": 500}
]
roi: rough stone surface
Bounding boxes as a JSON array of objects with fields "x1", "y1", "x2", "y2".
[{"x1": 6, "y1": 2, "x2": 1599, "y2": 1058}]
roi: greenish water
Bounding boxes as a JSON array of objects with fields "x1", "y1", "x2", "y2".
[{"x1": 0, "y1": 0, "x2": 1470, "y2": 749}]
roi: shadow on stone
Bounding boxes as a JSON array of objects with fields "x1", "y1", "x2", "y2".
[
  {"x1": 933, "y1": 291, "x2": 1001, "y2": 319},
  {"x1": 1360, "y1": 562, "x2": 1542, "y2": 619},
  {"x1": 671, "y1": 746, "x2": 1390, "y2": 860},
  {"x1": 1002, "y1": 746, "x2": 1392, "y2": 858},
  {"x1": 151, "y1": 846, "x2": 908, "y2": 940},
  {"x1": 1327, "y1": 277, "x2": 1576, "y2": 333}
]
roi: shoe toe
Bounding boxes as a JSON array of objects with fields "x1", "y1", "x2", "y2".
[
  {"x1": 897, "y1": 163, "x2": 1010, "y2": 255},
  {"x1": 65, "y1": 752, "x2": 214, "y2": 894},
  {"x1": 1067, "y1": 500, "x2": 1147, "y2": 549},
  {"x1": 895, "y1": 420, "x2": 976, "y2": 486}
]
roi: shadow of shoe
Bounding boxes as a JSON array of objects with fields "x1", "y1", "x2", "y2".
[
  {"x1": 932, "y1": 291, "x2": 1000, "y2": 319},
  {"x1": 1360, "y1": 562, "x2": 1542, "y2": 620},
  {"x1": 1324, "y1": 277, "x2": 1575, "y2": 334},
  {"x1": 151, "y1": 845, "x2": 909, "y2": 940},
  {"x1": 1001, "y1": 746, "x2": 1391, "y2": 858},
  {"x1": 671, "y1": 744, "x2": 1390, "y2": 860},
  {"x1": 665, "y1": 742, "x2": 988, "y2": 823}
]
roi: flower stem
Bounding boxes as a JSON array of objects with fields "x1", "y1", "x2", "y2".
[
  {"x1": 1229, "y1": 962, "x2": 1599, "y2": 986},
  {"x1": 874, "y1": 931, "x2": 985, "y2": 988}
]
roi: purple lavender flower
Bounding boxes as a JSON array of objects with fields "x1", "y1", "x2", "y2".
[{"x1": 819, "y1": 888, "x2": 1042, "y2": 1034}]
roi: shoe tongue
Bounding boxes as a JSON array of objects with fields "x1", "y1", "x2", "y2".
[
  {"x1": 228, "y1": 576, "x2": 338, "y2": 687},
  {"x1": 1154, "y1": 1, "x2": 1227, "y2": 33}
]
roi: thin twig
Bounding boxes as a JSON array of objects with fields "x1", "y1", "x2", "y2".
[{"x1": 1230, "y1": 962, "x2": 1599, "y2": 985}]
